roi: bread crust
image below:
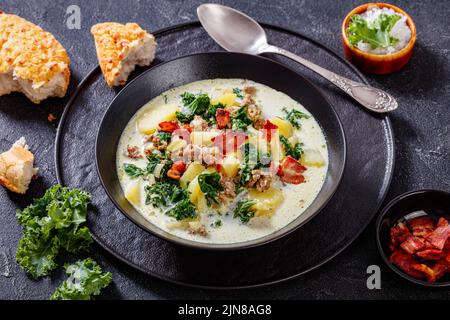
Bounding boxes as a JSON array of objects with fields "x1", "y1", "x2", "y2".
[
  {"x1": 0, "y1": 12, "x2": 70, "y2": 103},
  {"x1": 91, "y1": 22, "x2": 156, "y2": 87}
]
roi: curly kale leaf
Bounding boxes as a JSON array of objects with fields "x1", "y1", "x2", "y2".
[
  {"x1": 16, "y1": 185, "x2": 92, "y2": 278},
  {"x1": 198, "y1": 172, "x2": 224, "y2": 206},
  {"x1": 280, "y1": 135, "x2": 304, "y2": 160},
  {"x1": 234, "y1": 200, "x2": 257, "y2": 224},
  {"x1": 231, "y1": 106, "x2": 252, "y2": 131},
  {"x1": 50, "y1": 258, "x2": 112, "y2": 300},
  {"x1": 176, "y1": 92, "x2": 211, "y2": 123}
]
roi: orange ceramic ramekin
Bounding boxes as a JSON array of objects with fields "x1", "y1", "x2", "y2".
[{"x1": 342, "y1": 3, "x2": 416, "y2": 74}]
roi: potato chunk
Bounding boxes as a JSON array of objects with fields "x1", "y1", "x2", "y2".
[
  {"x1": 166, "y1": 138, "x2": 187, "y2": 152},
  {"x1": 301, "y1": 149, "x2": 325, "y2": 167},
  {"x1": 190, "y1": 131, "x2": 220, "y2": 147},
  {"x1": 187, "y1": 176, "x2": 202, "y2": 204},
  {"x1": 124, "y1": 180, "x2": 141, "y2": 206},
  {"x1": 180, "y1": 162, "x2": 205, "y2": 188},
  {"x1": 221, "y1": 154, "x2": 241, "y2": 178},
  {"x1": 249, "y1": 187, "x2": 284, "y2": 217},
  {"x1": 269, "y1": 117, "x2": 293, "y2": 138},
  {"x1": 210, "y1": 93, "x2": 239, "y2": 107},
  {"x1": 137, "y1": 104, "x2": 179, "y2": 134}
]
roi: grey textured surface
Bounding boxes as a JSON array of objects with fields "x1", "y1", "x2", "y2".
[{"x1": 0, "y1": 0, "x2": 449, "y2": 299}]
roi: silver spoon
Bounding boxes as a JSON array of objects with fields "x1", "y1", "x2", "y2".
[{"x1": 197, "y1": 3, "x2": 398, "y2": 113}]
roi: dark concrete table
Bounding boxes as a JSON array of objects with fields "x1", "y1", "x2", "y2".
[{"x1": 0, "y1": 0, "x2": 449, "y2": 300}]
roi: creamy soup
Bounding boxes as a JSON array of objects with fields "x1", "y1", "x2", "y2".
[{"x1": 116, "y1": 79, "x2": 328, "y2": 244}]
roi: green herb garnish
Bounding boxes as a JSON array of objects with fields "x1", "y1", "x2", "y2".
[
  {"x1": 282, "y1": 108, "x2": 310, "y2": 129},
  {"x1": 234, "y1": 200, "x2": 257, "y2": 224},
  {"x1": 231, "y1": 106, "x2": 252, "y2": 131},
  {"x1": 16, "y1": 185, "x2": 92, "y2": 278},
  {"x1": 50, "y1": 258, "x2": 112, "y2": 300},
  {"x1": 198, "y1": 172, "x2": 224, "y2": 206},
  {"x1": 176, "y1": 92, "x2": 211, "y2": 123},
  {"x1": 347, "y1": 13, "x2": 401, "y2": 49},
  {"x1": 204, "y1": 102, "x2": 225, "y2": 124},
  {"x1": 211, "y1": 220, "x2": 222, "y2": 228},
  {"x1": 233, "y1": 87, "x2": 244, "y2": 99},
  {"x1": 156, "y1": 131, "x2": 172, "y2": 143},
  {"x1": 123, "y1": 163, "x2": 145, "y2": 178},
  {"x1": 280, "y1": 135, "x2": 304, "y2": 160},
  {"x1": 145, "y1": 182, "x2": 197, "y2": 221}
]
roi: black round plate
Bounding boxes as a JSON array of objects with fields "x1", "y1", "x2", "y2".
[
  {"x1": 55, "y1": 22, "x2": 394, "y2": 288},
  {"x1": 96, "y1": 51, "x2": 346, "y2": 250}
]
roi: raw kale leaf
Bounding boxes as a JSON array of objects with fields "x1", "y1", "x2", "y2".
[
  {"x1": 50, "y1": 258, "x2": 112, "y2": 300},
  {"x1": 16, "y1": 185, "x2": 92, "y2": 278}
]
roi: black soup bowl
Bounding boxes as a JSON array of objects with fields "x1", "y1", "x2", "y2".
[{"x1": 96, "y1": 52, "x2": 346, "y2": 250}]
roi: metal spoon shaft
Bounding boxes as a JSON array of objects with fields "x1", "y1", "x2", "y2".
[{"x1": 261, "y1": 45, "x2": 398, "y2": 113}]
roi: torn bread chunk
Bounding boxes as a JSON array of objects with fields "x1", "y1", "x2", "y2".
[
  {"x1": 0, "y1": 137, "x2": 38, "y2": 194},
  {"x1": 0, "y1": 12, "x2": 70, "y2": 104},
  {"x1": 91, "y1": 22, "x2": 156, "y2": 87}
]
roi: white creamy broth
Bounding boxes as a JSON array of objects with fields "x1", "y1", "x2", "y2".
[{"x1": 116, "y1": 79, "x2": 328, "y2": 244}]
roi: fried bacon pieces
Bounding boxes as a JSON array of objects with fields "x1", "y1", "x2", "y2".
[{"x1": 389, "y1": 215, "x2": 450, "y2": 283}]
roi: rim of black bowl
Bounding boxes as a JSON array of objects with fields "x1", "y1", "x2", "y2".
[
  {"x1": 376, "y1": 189, "x2": 450, "y2": 288},
  {"x1": 95, "y1": 51, "x2": 347, "y2": 251}
]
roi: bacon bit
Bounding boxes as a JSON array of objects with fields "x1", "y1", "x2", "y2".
[
  {"x1": 261, "y1": 120, "x2": 278, "y2": 143},
  {"x1": 389, "y1": 250, "x2": 426, "y2": 279},
  {"x1": 167, "y1": 161, "x2": 186, "y2": 180},
  {"x1": 416, "y1": 249, "x2": 445, "y2": 260},
  {"x1": 389, "y1": 216, "x2": 450, "y2": 283},
  {"x1": 390, "y1": 222, "x2": 411, "y2": 248},
  {"x1": 215, "y1": 108, "x2": 230, "y2": 129},
  {"x1": 277, "y1": 156, "x2": 306, "y2": 185},
  {"x1": 408, "y1": 216, "x2": 435, "y2": 237},
  {"x1": 126, "y1": 145, "x2": 142, "y2": 159},
  {"x1": 159, "y1": 121, "x2": 179, "y2": 133},
  {"x1": 400, "y1": 235, "x2": 425, "y2": 254},
  {"x1": 412, "y1": 263, "x2": 447, "y2": 283},
  {"x1": 426, "y1": 218, "x2": 450, "y2": 250},
  {"x1": 47, "y1": 113, "x2": 57, "y2": 122}
]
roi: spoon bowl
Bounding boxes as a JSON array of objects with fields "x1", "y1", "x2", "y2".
[{"x1": 197, "y1": 4, "x2": 268, "y2": 54}]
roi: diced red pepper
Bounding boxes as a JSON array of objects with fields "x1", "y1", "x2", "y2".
[
  {"x1": 215, "y1": 108, "x2": 230, "y2": 129},
  {"x1": 167, "y1": 161, "x2": 187, "y2": 180},
  {"x1": 158, "y1": 121, "x2": 179, "y2": 133}
]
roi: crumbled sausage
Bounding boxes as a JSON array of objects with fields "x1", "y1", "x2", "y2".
[
  {"x1": 147, "y1": 133, "x2": 168, "y2": 151},
  {"x1": 190, "y1": 115, "x2": 208, "y2": 131},
  {"x1": 242, "y1": 93, "x2": 255, "y2": 106},
  {"x1": 244, "y1": 85, "x2": 256, "y2": 95},
  {"x1": 246, "y1": 104, "x2": 265, "y2": 129},
  {"x1": 188, "y1": 225, "x2": 208, "y2": 236},
  {"x1": 126, "y1": 145, "x2": 142, "y2": 159},
  {"x1": 246, "y1": 169, "x2": 272, "y2": 192},
  {"x1": 219, "y1": 176, "x2": 236, "y2": 201}
]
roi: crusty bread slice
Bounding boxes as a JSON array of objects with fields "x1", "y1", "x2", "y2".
[
  {"x1": 0, "y1": 12, "x2": 70, "y2": 104},
  {"x1": 91, "y1": 22, "x2": 156, "y2": 87},
  {"x1": 0, "y1": 137, "x2": 38, "y2": 194}
]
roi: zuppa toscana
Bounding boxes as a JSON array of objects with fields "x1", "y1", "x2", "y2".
[{"x1": 116, "y1": 79, "x2": 328, "y2": 243}]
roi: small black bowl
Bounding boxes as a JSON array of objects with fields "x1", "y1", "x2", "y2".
[{"x1": 376, "y1": 189, "x2": 450, "y2": 287}]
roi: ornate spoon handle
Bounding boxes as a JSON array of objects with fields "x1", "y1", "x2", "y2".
[{"x1": 261, "y1": 45, "x2": 398, "y2": 113}]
